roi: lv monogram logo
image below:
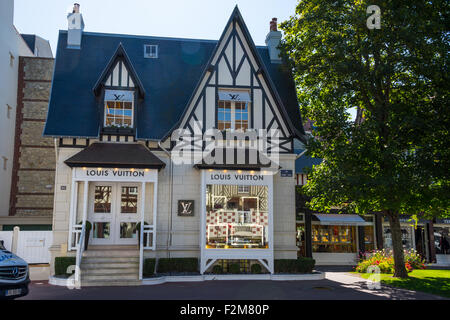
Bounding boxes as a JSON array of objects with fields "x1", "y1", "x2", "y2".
[
  {"x1": 228, "y1": 94, "x2": 240, "y2": 100},
  {"x1": 178, "y1": 200, "x2": 194, "y2": 216},
  {"x1": 113, "y1": 94, "x2": 125, "y2": 101}
]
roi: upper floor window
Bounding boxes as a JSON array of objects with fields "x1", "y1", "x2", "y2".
[
  {"x1": 104, "y1": 90, "x2": 134, "y2": 129},
  {"x1": 217, "y1": 90, "x2": 251, "y2": 131},
  {"x1": 144, "y1": 45, "x2": 158, "y2": 58}
]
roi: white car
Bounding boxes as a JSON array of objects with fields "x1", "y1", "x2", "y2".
[{"x1": 0, "y1": 241, "x2": 29, "y2": 299}]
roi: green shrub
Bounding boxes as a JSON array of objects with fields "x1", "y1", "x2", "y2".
[
  {"x1": 274, "y1": 258, "x2": 315, "y2": 274},
  {"x1": 157, "y1": 258, "x2": 198, "y2": 273},
  {"x1": 355, "y1": 249, "x2": 426, "y2": 274},
  {"x1": 228, "y1": 263, "x2": 241, "y2": 274},
  {"x1": 54, "y1": 257, "x2": 76, "y2": 276},
  {"x1": 212, "y1": 265, "x2": 223, "y2": 274},
  {"x1": 251, "y1": 263, "x2": 262, "y2": 274},
  {"x1": 143, "y1": 258, "x2": 156, "y2": 277}
]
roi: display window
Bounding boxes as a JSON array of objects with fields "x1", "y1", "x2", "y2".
[
  {"x1": 434, "y1": 226, "x2": 450, "y2": 255},
  {"x1": 364, "y1": 225, "x2": 375, "y2": 251},
  {"x1": 312, "y1": 225, "x2": 356, "y2": 253},
  {"x1": 383, "y1": 225, "x2": 414, "y2": 250},
  {"x1": 205, "y1": 184, "x2": 268, "y2": 249}
]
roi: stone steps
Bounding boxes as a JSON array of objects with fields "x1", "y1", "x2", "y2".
[{"x1": 80, "y1": 247, "x2": 140, "y2": 285}]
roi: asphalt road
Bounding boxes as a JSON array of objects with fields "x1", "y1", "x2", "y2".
[{"x1": 18, "y1": 273, "x2": 447, "y2": 300}]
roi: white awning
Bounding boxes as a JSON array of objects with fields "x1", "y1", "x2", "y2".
[
  {"x1": 313, "y1": 214, "x2": 367, "y2": 226},
  {"x1": 218, "y1": 91, "x2": 251, "y2": 102}
]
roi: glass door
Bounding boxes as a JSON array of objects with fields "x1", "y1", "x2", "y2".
[
  {"x1": 114, "y1": 183, "x2": 140, "y2": 245},
  {"x1": 90, "y1": 183, "x2": 114, "y2": 245}
]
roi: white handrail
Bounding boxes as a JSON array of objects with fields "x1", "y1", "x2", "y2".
[{"x1": 74, "y1": 223, "x2": 86, "y2": 285}]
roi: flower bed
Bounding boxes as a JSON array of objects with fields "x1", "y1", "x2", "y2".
[{"x1": 355, "y1": 249, "x2": 426, "y2": 274}]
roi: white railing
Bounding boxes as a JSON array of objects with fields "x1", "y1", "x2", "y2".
[
  {"x1": 74, "y1": 223, "x2": 86, "y2": 285},
  {"x1": 139, "y1": 224, "x2": 155, "y2": 280},
  {"x1": 69, "y1": 224, "x2": 83, "y2": 251}
]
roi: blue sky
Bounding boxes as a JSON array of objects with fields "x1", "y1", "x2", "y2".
[{"x1": 14, "y1": 0, "x2": 300, "y2": 56}]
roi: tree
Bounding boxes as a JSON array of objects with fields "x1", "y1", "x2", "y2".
[{"x1": 281, "y1": 0, "x2": 449, "y2": 278}]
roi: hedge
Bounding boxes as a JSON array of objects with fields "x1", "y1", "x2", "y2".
[
  {"x1": 157, "y1": 258, "x2": 199, "y2": 273},
  {"x1": 274, "y1": 258, "x2": 315, "y2": 274},
  {"x1": 54, "y1": 257, "x2": 76, "y2": 276},
  {"x1": 143, "y1": 258, "x2": 156, "y2": 277}
]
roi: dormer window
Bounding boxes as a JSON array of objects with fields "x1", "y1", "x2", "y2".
[
  {"x1": 217, "y1": 90, "x2": 251, "y2": 131},
  {"x1": 104, "y1": 89, "x2": 134, "y2": 129},
  {"x1": 144, "y1": 45, "x2": 158, "y2": 58}
]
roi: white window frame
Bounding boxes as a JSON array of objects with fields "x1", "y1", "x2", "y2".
[
  {"x1": 217, "y1": 100, "x2": 251, "y2": 131},
  {"x1": 104, "y1": 99, "x2": 134, "y2": 129},
  {"x1": 144, "y1": 45, "x2": 158, "y2": 59}
]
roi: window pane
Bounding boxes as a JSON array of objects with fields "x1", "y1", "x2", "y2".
[
  {"x1": 104, "y1": 99, "x2": 133, "y2": 128},
  {"x1": 94, "y1": 186, "x2": 111, "y2": 213},
  {"x1": 206, "y1": 185, "x2": 268, "y2": 249},
  {"x1": 120, "y1": 222, "x2": 137, "y2": 239},
  {"x1": 121, "y1": 186, "x2": 138, "y2": 213},
  {"x1": 93, "y1": 222, "x2": 110, "y2": 239}
]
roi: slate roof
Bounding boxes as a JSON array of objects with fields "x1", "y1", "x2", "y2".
[
  {"x1": 64, "y1": 143, "x2": 166, "y2": 169},
  {"x1": 44, "y1": 11, "x2": 305, "y2": 141},
  {"x1": 295, "y1": 149, "x2": 323, "y2": 174}
]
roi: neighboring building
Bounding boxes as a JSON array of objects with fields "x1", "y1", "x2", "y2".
[
  {"x1": 0, "y1": 0, "x2": 34, "y2": 219},
  {"x1": 21, "y1": 34, "x2": 54, "y2": 58},
  {"x1": 44, "y1": 5, "x2": 307, "y2": 284},
  {"x1": 0, "y1": 0, "x2": 54, "y2": 230},
  {"x1": 294, "y1": 134, "x2": 450, "y2": 266}
]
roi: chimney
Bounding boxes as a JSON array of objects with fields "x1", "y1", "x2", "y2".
[
  {"x1": 67, "y1": 3, "x2": 85, "y2": 49},
  {"x1": 265, "y1": 18, "x2": 282, "y2": 63}
]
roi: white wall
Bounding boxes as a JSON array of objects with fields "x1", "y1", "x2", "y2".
[{"x1": 0, "y1": 0, "x2": 34, "y2": 216}]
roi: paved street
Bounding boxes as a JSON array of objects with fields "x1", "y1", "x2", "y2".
[{"x1": 18, "y1": 272, "x2": 447, "y2": 300}]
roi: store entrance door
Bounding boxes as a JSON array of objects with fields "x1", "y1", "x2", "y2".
[{"x1": 89, "y1": 182, "x2": 141, "y2": 245}]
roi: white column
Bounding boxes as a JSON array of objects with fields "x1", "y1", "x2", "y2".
[
  {"x1": 200, "y1": 170, "x2": 206, "y2": 274},
  {"x1": 139, "y1": 181, "x2": 146, "y2": 280},
  {"x1": 82, "y1": 180, "x2": 89, "y2": 223},
  {"x1": 268, "y1": 174, "x2": 274, "y2": 274},
  {"x1": 152, "y1": 180, "x2": 158, "y2": 251},
  {"x1": 68, "y1": 179, "x2": 78, "y2": 251}
]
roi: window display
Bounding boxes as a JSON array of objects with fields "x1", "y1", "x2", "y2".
[
  {"x1": 383, "y1": 225, "x2": 414, "y2": 250},
  {"x1": 205, "y1": 184, "x2": 268, "y2": 249},
  {"x1": 364, "y1": 225, "x2": 375, "y2": 251},
  {"x1": 434, "y1": 226, "x2": 450, "y2": 255},
  {"x1": 312, "y1": 225, "x2": 356, "y2": 253}
]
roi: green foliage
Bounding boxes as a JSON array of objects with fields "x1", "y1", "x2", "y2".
[
  {"x1": 274, "y1": 258, "x2": 315, "y2": 274},
  {"x1": 228, "y1": 263, "x2": 241, "y2": 274},
  {"x1": 356, "y1": 249, "x2": 426, "y2": 273},
  {"x1": 143, "y1": 258, "x2": 156, "y2": 277},
  {"x1": 212, "y1": 265, "x2": 223, "y2": 274},
  {"x1": 358, "y1": 270, "x2": 450, "y2": 298},
  {"x1": 157, "y1": 258, "x2": 198, "y2": 273},
  {"x1": 281, "y1": 0, "x2": 449, "y2": 278},
  {"x1": 54, "y1": 257, "x2": 76, "y2": 276},
  {"x1": 250, "y1": 263, "x2": 262, "y2": 274},
  {"x1": 280, "y1": 0, "x2": 449, "y2": 217}
]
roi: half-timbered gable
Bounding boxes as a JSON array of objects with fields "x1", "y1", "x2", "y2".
[{"x1": 175, "y1": 7, "x2": 302, "y2": 154}]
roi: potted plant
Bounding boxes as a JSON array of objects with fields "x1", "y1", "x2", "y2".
[
  {"x1": 77, "y1": 220, "x2": 92, "y2": 250},
  {"x1": 136, "y1": 221, "x2": 149, "y2": 247}
]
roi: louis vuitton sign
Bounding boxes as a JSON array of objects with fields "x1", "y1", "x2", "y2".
[{"x1": 178, "y1": 200, "x2": 194, "y2": 217}]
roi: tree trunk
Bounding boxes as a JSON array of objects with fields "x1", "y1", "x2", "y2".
[{"x1": 387, "y1": 212, "x2": 408, "y2": 278}]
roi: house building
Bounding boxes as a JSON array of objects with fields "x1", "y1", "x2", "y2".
[
  {"x1": 0, "y1": 0, "x2": 54, "y2": 231},
  {"x1": 44, "y1": 5, "x2": 307, "y2": 284}
]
